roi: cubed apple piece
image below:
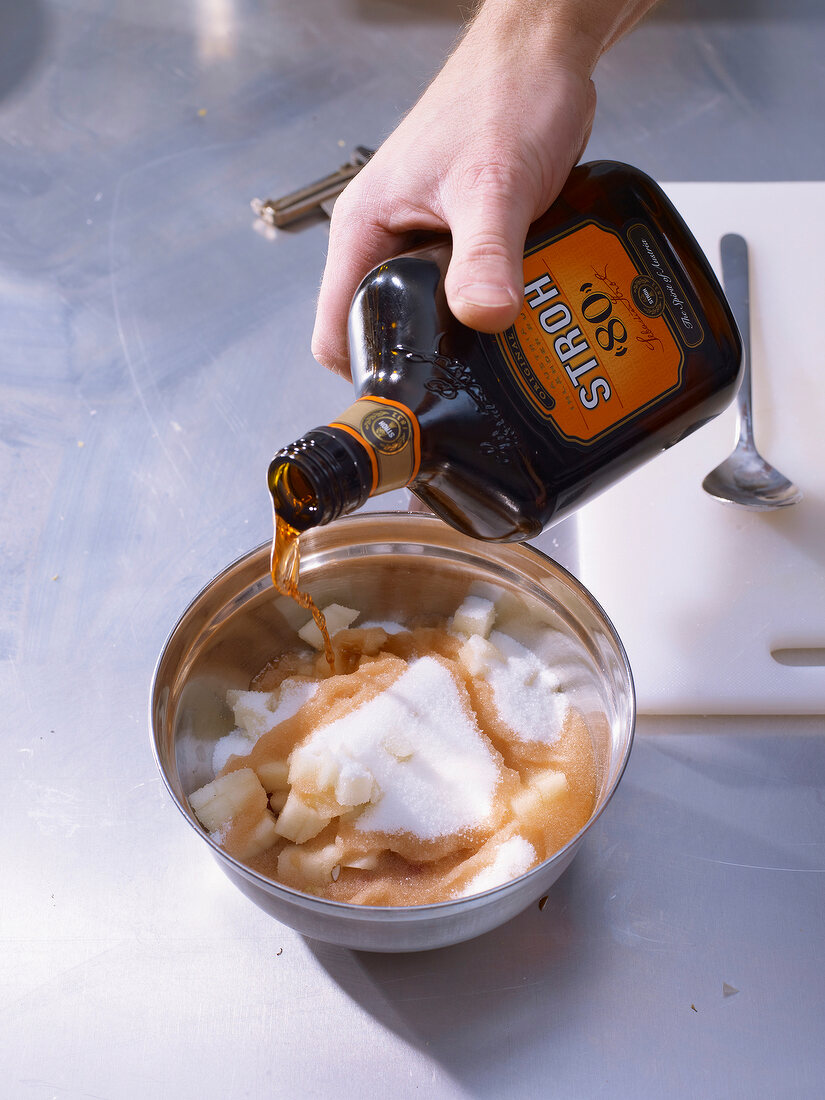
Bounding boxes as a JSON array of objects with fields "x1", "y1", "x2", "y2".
[
  {"x1": 334, "y1": 760, "x2": 375, "y2": 808},
  {"x1": 450, "y1": 596, "x2": 496, "y2": 639},
  {"x1": 381, "y1": 730, "x2": 414, "y2": 761},
  {"x1": 274, "y1": 791, "x2": 333, "y2": 844},
  {"x1": 349, "y1": 626, "x2": 388, "y2": 655},
  {"x1": 298, "y1": 603, "x2": 359, "y2": 650},
  {"x1": 457, "y1": 634, "x2": 503, "y2": 679},
  {"x1": 269, "y1": 790, "x2": 288, "y2": 813},
  {"x1": 234, "y1": 812, "x2": 280, "y2": 860},
  {"x1": 341, "y1": 850, "x2": 381, "y2": 871},
  {"x1": 255, "y1": 759, "x2": 290, "y2": 794},
  {"x1": 510, "y1": 769, "x2": 568, "y2": 822},
  {"x1": 278, "y1": 840, "x2": 343, "y2": 887},
  {"x1": 288, "y1": 747, "x2": 340, "y2": 795},
  {"x1": 189, "y1": 767, "x2": 268, "y2": 833},
  {"x1": 225, "y1": 689, "x2": 279, "y2": 739}
]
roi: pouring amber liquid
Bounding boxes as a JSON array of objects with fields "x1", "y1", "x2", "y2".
[{"x1": 270, "y1": 509, "x2": 335, "y2": 673}]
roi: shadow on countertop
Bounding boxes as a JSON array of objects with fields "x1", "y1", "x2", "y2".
[
  {"x1": 303, "y1": 861, "x2": 603, "y2": 1092},
  {"x1": 298, "y1": 732, "x2": 825, "y2": 1093},
  {"x1": 0, "y1": 0, "x2": 48, "y2": 104},
  {"x1": 650, "y1": 0, "x2": 825, "y2": 20}
]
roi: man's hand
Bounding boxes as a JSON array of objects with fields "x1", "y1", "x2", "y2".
[{"x1": 311, "y1": 0, "x2": 657, "y2": 378}]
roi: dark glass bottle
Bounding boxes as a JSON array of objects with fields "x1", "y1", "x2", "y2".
[{"x1": 269, "y1": 161, "x2": 742, "y2": 542}]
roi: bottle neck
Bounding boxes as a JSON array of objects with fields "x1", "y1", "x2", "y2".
[
  {"x1": 269, "y1": 399, "x2": 422, "y2": 531},
  {"x1": 268, "y1": 427, "x2": 372, "y2": 532}
]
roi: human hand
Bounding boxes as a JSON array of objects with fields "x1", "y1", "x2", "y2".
[{"x1": 312, "y1": 0, "x2": 657, "y2": 378}]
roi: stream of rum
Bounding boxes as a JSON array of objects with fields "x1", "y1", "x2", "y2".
[{"x1": 270, "y1": 512, "x2": 336, "y2": 671}]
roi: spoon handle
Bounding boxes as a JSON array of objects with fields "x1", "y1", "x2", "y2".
[{"x1": 720, "y1": 233, "x2": 754, "y2": 447}]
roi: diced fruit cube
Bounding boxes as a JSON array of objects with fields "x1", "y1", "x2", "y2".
[
  {"x1": 189, "y1": 767, "x2": 268, "y2": 833},
  {"x1": 510, "y1": 769, "x2": 568, "y2": 822},
  {"x1": 289, "y1": 747, "x2": 340, "y2": 794},
  {"x1": 274, "y1": 791, "x2": 332, "y2": 844},
  {"x1": 334, "y1": 760, "x2": 374, "y2": 807},
  {"x1": 341, "y1": 850, "x2": 380, "y2": 871},
  {"x1": 226, "y1": 689, "x2": 279, "y2": 739},
  {"x1": 255, "y1": 759, "x2": 290, "y2": 793},
  {"x1": 355, "y1": 627, "x2": 389, "y2": 655},
  {"x1": 450, "y1": 596, "x2": 496, "y2": 639},
  {"x1": 381, "y1": 730, "x2": 414, "y2": 761},
  {"x1": 278, "y1": 840, "x2": 343, "y2": 886},
  {"x1": 235, "y1": 812, "x2": 280, "y2": 860},
  {"x1": 457, "y1": 634, "x2": 502, "y2": 678},
  {"x1": 298, "y1": 603, "x2": 359, "y2": 650}
]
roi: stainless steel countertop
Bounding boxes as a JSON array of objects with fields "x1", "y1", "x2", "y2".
[{"x1": 2, "y1": 2, "x2": 824, "y2": 1096}]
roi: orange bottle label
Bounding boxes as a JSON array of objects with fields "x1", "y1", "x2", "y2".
[
  {"x1": 330, "y1": 396, "x2": 421, "y2": 492},
  {"x1": 495, "y1": 221, "x2": 689, "y2": 444}
]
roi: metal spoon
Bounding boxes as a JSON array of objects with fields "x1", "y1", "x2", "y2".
[{"x1": 702, "y1": 233, "x2": 802, "y2": 509}]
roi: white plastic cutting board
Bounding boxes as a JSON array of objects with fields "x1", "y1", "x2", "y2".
[{"x1": 576, "y1": 183, "x2": 825, "y2": 714}]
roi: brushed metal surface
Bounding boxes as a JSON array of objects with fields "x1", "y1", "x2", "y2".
[{"x1": 2, "y1": 0, "x2": 824, "y2": 1096}]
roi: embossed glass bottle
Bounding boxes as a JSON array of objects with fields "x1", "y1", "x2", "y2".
[{"x1": 269, "y1": 161, "x2": 742, "y2": 542}]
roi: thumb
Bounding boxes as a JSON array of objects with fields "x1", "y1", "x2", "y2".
[{"x1": 443, "y1": 169, "x2": 533, "y2": 332}]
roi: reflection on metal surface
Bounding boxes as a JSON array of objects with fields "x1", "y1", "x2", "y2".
[
  {"x1": 3, "y1": 0, "x2": 825, "y2": 1090},
  {"x1": 195, "y1": 0, "x2": 239, "y2": 62},
  {"x1": 0, "y1": 0, "x2": 47, "y2": 102}
]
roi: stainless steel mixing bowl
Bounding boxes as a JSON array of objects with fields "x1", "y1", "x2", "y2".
[{"x1": 150, "y1": 512, "x2": 635, "y2": 952}]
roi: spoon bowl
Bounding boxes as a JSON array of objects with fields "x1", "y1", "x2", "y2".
[
  {"x1": 702, "y1": 234, "x2": 802, "y2": 510},
  {"x1": 702, "y1": 442, "x2": 803, "y2": 510}
]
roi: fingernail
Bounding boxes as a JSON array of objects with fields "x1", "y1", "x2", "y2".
[{"x1": 456, "y1": 283, "x2": 518, "y2": 309}]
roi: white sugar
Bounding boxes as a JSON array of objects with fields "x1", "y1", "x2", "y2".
[
  {"x1": 229, "y1": 678, "x2": 319, "y2": 741},
  {"x1": 272, "y1": 678, "x2": 320, "y2": 725},
  {"x1": 294, "y1": 656, "x2": 498, "y2": 839},
  {"x1": 215, "y1": 678, "x2": 320, "y2": 775},
  {"x1": 485, "y1": 630, "x2": 569, "y2": 744},
  {"x1": 461, "y1": 835, "x2": 536, "y2": 896},
  {"x1": 212, "y1": 730, "x2": 255, "y2": 774},
  {"x1": 227, "y1": 689, "x2": 278, "y2": 739}
]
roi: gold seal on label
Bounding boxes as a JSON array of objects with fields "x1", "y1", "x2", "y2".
[
  {"x1": 361, "y1": 407, "x2": 412, "y2": 455},
  {"x1": 631, "y1": 274, "x2": 665, "y2": 318}
]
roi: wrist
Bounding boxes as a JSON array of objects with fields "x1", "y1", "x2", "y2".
[{"x1": 471, "y1": 0, "x2": 652, "y2": 74}]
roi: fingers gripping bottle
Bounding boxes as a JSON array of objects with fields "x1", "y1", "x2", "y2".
[{"x1": 269, "y1": 161, "x2": 742, "y2": 547}]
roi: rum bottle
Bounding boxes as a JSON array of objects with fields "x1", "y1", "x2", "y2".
[{"x1": 269, "y1": 161, "x2": 742, "y2": 542}]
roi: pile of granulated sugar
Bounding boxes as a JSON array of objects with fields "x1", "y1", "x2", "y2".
[
  {"x1": 485, "y1": 630, "x2": 570, "y2": 744},
  {"x1": 213, "y1": 677, "x2": 319, "y2": 773},
  {"x1": 452, "y1": 599, "x2": 570, "y2": 744},
  {"x1": 460, "y1": 835, "x2": 537, "y2": 896},
  {"x1": 291, "y1": 655, "x2": 499, "y2": 839}
]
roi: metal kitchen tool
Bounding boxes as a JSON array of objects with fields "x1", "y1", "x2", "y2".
[
  {"x1": 251, "y1": 146, "x2": 373, "y2": 228},
  {"x1": 701, "y1": 233, "x2": 802, "y2": 509}
]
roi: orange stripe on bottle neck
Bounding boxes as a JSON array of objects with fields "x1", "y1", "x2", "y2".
[
  {"x1": 353, "y1": 395, "x2": 422, "y2": 483},
  {"x1": 329, "y1": 420, "x2": 379, "y2": 492}
]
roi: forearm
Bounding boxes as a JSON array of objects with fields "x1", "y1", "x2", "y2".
[
  {"x1": 312, "y1": 0, "x2": 658, "y2": 375},
  {"x1": 468, "y1": 0, "x2": 659, "y2": 73}
]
